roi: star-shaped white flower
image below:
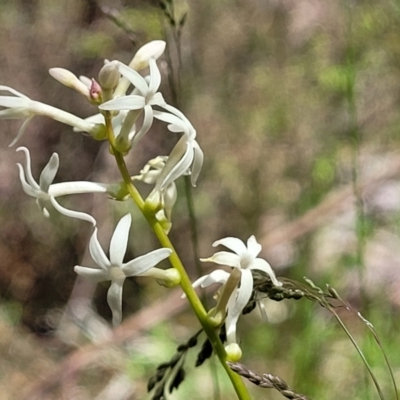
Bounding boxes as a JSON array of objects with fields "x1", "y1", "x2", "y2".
[
  {"x1": 0, "y1": 86, "x2": 104, "y2": 146},
  {"x1": 74, "y1": 214, "x2": 174, "y2": 325},
  {"x1": 99, "y1": 58, "x2": 166, "y2": 150},
  {"x1": 153, "y1": 105, "x2": 204, "y2": 189},
  {"x1": 193, "y1": 236, "x2": 281, "y2": 360},
  {"x1": 17, "y1": 146, "x2": 109, "y2": 225}
]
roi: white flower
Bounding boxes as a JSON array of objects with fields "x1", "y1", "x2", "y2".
[
  {"x1": 74, "y1": 214, "x2": 175, "y2": 325},
  {"x1": 99, "y1": 58, "x2": 166, "y2": 150},
  {"x1": 17, "y1": 146, "x2": 109, "y2": 225},
  {"x1": 0, "y1": 86, "x2": 105, "y2": 146},
  {"x1": 194, "y1": 236, "x2": 281, "y2": 359},
  {"x1": 153, "y1": 105, "x2": 204, "y2": 189}
]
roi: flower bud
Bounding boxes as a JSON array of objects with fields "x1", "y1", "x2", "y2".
[
  {"x1": 98, "y1": 61, "x2": 120, "y2": 89},
  {"x1": 225, "y1": 343, "x2": 242, "y2": 362},
  {"x1": 130, "y1": 40, "x2": 166, "y2": 71},
  {"x1": 89, "y1": 79, "x2": 102, "y2": 103},
  {"x1": 156, "y1": 268, "x2": 181, "y2": 288},
  {"x1": 49, "y1": 68, "x2": 90, "y2": 98}
]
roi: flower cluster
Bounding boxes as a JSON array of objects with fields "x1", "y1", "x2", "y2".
[
  {"x1": 1, "y1": 40, "x2": 203, "y2": 228},
  {"x1": 1, "y1": 40, "x2": 281, "y2": 366},
  {"x1": 0, "y1": 40, "x2": 201, "y2": 323}
]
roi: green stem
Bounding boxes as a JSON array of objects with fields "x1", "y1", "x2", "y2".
[{"x1": 105, "y1": 116, "x2": 251, "y2": 399}]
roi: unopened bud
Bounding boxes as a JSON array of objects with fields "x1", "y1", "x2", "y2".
[
  {"x1": 156, "y1": 268, "x2": 181, "y2": 287},
  {"x1": 98, "y1": 61, "x2": 120, "y2": 89},
  {"x1": 89, "y1": 123, "x2": 107, "y2": 140},
  {"x1": 225, "y1": 343, "x2": 242, "y2": 362},
  {"x1": 89, "y1": 79, "x2": 102, "y2": 103},
  {"x1": 49, "y1": 68, "x2": 90, "y2": 98},
  {"x1": 130, "y1": 40, "x2": 166, "y2": 71}
]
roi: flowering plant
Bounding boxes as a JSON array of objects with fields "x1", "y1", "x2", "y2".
[{"x1": 1, "y1": 19, "x2": 396, "y2": 400}]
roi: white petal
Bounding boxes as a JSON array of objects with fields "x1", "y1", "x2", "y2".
[
  {"x1": 158, "y1": 139, "x2": 193, "y2": 190},
  {"x1": 0, "y1": 108, "x2": 30, "y2": 119},
  {"x1": 110, "y1": 214, "x2": 132, "y2": 266},
  {"x1": 201, "y1": 251, "x2": 241, "y2": 268},
  {"x1": 232, "y1": 269, "x2": 253, "y2": 317},
  {"x1": 163, "y1": 183, "x2": 178, "y2": 221},
  {"x1": 148, "y1": 92, "x2": 166, "y2": 107},
  {"x1": 225, "y1": 289, "x2": 240, "y2": 344},
  {"x1": 9, "y1": 116, "x2": 34, "y2": 147},
  {"x1": 246, "y1": 235, "x2": 262, "y2": 257},
  {"x1": 0, "y1": 85, "x2": 30, "y2": 99},
  {"x1": 39, "y1": 153, "x2": 59, "y2": 193},
  {"x1": 249, "y1": 258, "x2": 282, "y2": 287},
  {"x1": 192, "y1": 270, "x2": 230, "y2": 288},
  {"x1": 131, "y1": 41, "x2": 166, "y2": 70},
  {"x1": 99, "y1": 95, "x2": 145, "y2": 111},
  {"x1": 107, "y1": 280, "x2": 124, "y2": 326},
  {"x1": 16, "y1": 147, "x2": 40, "y2": 190},
  {"x1": 37, "y1": 197, "x2": 51, "y2": 216},
  {"x1": 148, "y1": 58, "x2": 161, "y2": 94},
  {"x1": 50, "y1": 196, "x2": 96, "y2": 226},
  {"x1": 16, "y1": 163, "x2": 37, "y2": 197},
  {"x1": 162, "y1": 104, "x2": 190, "y2": 125},
  {"x1": 153, "y1": 110, "x2": 187, "y2": 131},
  {"x1": 74, "y1": 266, "x2": 109, "y2": 282},
  {"x1": 190, "y1": 142, "x2": 204, "y2": 186},
  {"x1": 116, "y1": 61, "x2": 149, "y2": 94},
  {"x1": 225, "y1": 270, "x2": 253, "y2": 343},
  {"x1": 122, "y1": 248, "x2": 172, "y2": 276},
  {"x1": 89, "y1": 228, "x2": 111, "y2": 270},
  {"x1": 131, "y1": 105, "x2": 153, "y2": 145},
  {"x1": 213, "y1": 237, "x2": 247, "y2": 257}
]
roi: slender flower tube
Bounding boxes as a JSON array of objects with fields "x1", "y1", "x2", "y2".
[
  {"x1": 74, "y1": 213, "x2": 177, "y2": 325},
  {"x1": 16, "y1": 146, "x2": 109, "y2": 225},
  {"x1": 193, "y1": 236, "x2": 282, "y2": 361},
  {"x1": 0, "y1": 86, "x2": 105, "y2": 146}
]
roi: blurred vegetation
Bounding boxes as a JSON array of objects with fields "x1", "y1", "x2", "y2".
[{"x1": 0, "y1": 0, "x2": 399, "y2": 399}]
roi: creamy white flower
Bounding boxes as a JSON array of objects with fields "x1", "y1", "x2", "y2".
[
  {"x1": 99, "y1": 58, "x2": 166, "y2": 150},
  {"x1": 153, "y1": 105, "x2": 204, "y2": 189},
  {"x1": 17, "y1": 146, "x2": 109, "y2": 225},
  {"x1": 194, "y1": 236, "x2": 281, "y2": 357},
  {"x1": 74, "y1": 213, "x2": 174, "y2": 325},
  {"x1": 0, "y1": 86, "x2": 105, "y2": 146}
]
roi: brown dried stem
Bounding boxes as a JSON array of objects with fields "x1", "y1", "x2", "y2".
[{"x1": 227, "y1": 362, "x2": 311, "y2": 400}]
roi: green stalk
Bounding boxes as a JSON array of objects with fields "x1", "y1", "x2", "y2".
[{"x1": 105, "y1": 116, "x2": 251, "y2": 400}]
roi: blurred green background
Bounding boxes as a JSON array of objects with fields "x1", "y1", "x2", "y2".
[{"x1": 0, "y1": 0, "x2": 399, "y2": 399}]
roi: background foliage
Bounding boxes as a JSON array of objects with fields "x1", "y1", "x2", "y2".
[{"x1": 0, "y1": 0, "x2": 399, "y2": 399}]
